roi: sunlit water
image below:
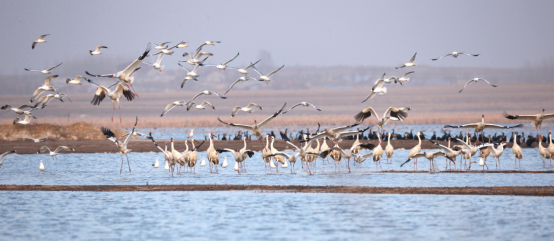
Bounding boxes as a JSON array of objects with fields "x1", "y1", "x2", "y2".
[{"x1": 0, "y1": 191, "x2": 552, "y2": 240}]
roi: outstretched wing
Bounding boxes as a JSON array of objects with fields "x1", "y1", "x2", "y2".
[
  {"x1": 101, "y1": 127, "x2": 118, "y2": 145},
  {"x1": 0, "y1": 150, "x2": 16, "y2": 163},
  {"x1": 266, "y1": 65, "x2": 285, "y2": 77},
  {"x1": 502, "y1": 111, "x2": 537, "y2": 121},
  {"x1": 54, "y1": 146, "x2": 72, "y2": 153},
  {"x1": 211, "y1": 91, "x2": 226, "y2": 99},
  {"x1": 122, "y1": 116, "x2": 138, "y2": 147},
  {"x1": 47, "y1": 63, "x2": 63, "y2": 71},
  {"x1": 246, "y1": 103, "x2": 263, "y2": 110},
  {"x1": 217, "y1": 118, "x2": 253, "y2": 130},
  {"x1": 409, "y1": 52, "x2": 417, "y2": 63},
  {"x1": 483, "y1": 123, "x2": 523, "y2": 129},
  {"x1": 282, "y1": 103, "x2": 303, "y2": 114},
  {"x1": 259, "y1": 102, "x2": 287, "y2": 127},
  {"x1": 431, "y1": 53, "x2": 451, "y2": 61},
  {"x1": 355, "y1": 107, "x2": 379, "y2": 123},
  {"x1": 384, "y1": 107, "x2": 410, "y2": 121},
  {"x1": 223, "y1": 52, "x2": 240, "y2": 66},
  {"x1": 122, "y1": 43, "x2": 152, "y2": 77},
  {"x1": 244, "y1": 59, "x2": 261, "y2": 70},
  {"x1": 161, "y1": 102, "x2": 182, "y2": 117},
  {"x1": 85, "y1": 71, "x2": 116, "y2": 78},
  {"x1": 224, "y1": 78, "x2": 248, "y2": 95},
  {"x1": 478, "y1": 78, "x2": 497, "y2": 88},
  {"x1": 459, "y1": 79, "x2": 475, "y2": 93}
]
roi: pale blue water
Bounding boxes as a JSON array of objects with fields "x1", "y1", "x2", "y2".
[
  {"x1": 0, "y1": 149, "x2": 553, "y2": 187},
  {"x1": 0, "y1": 191, "x2": 552, "y2": 240}
]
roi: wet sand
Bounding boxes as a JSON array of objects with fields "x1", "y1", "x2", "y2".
[
  {"x1": 0, "y1": 185, "x2": 551, "y2": 196},
  {"x1": 0, "y1": 139, "x2": 542, "y2": 154}
]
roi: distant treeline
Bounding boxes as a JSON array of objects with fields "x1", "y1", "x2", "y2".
[{"x1": 1, "y1": 62, "x2": 552, "y2": 95}]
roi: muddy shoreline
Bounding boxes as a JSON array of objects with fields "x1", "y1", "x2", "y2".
[
  {"x1": 0, "y1": 139, "x2": 542, "y2": 154},
  {"x1": 0, "y1": 185, "x2": 552, "y2": 196}
]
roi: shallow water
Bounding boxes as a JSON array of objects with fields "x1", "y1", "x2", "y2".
[
  {"x1": 0, "y1": 191, "x2": 552, "y2": 240},
  {"x1": 0, "y1": 148, "x2": 552, "y2": 187}
]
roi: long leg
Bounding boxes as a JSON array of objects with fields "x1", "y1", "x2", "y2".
[
  {"x1": 117, "y1": 99, "x2": 122, "y2": 123},
  {"x1": 120, "y1": 153, "x2": 124, "y2": 174},
  {"x1": 129, "y1": 83, "x2": 139, "y2": 98},
  {"x1": 126, "y1": 154, "x2": 131, "y2": 172},
  {"x1": 112, "y1": 100, "x2": 116, "y2": 123}
]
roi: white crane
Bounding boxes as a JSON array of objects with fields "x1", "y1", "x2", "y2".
[
  {"x1": 308, "y1": 123, "x2": 364, "y2": 143},
  {"x1": 445, "y1": 114, "x2": 523, "y2": 142},
  {"x1": 25, "y1": 63, "x2": 62, "y2": 74},
  {"x1": 85, "y1": 43, "x2": 152, "y2": 97},
  {"x1": 87, "y1": 79, "x2": 135, "y2": 123},
  {"x1": 503, "y1": 109, "x2": 554, "y2": 134},
  {"x1": 217, "y1": 103, "x2": 286, "y2": 138},
  {"x1": 354, "y1": 106, "x2": 411, "y2": 132},
  {"x1": 100, "y1": 116, "x2": 138, "y2": 174},
  {"x1": 217, "y1": 148, "x2": 255, "y2": 174},
  {"x1": 401, "y1": 151, "x2": 454, "y2": 172}
]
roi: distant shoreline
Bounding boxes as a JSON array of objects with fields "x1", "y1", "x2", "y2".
[{"x1": 0, "y1": 185, "x2": 552, "y2": 196}]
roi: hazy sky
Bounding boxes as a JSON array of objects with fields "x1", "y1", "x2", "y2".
[{"x1": 0, "y1": 0, "x2": 552, "y2": 75}]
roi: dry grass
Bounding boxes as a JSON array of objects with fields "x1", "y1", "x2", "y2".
[
  {"x1": 0, "y1": 82, "x2": 552, "y2": 128},
  {"x1": 0, "y1": 122, "x2": 129, "y2": 141}
]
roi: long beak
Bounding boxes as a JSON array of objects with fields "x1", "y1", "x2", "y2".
[{"x1": 66, "y1": 97, "x2": 72, "y2": 103}]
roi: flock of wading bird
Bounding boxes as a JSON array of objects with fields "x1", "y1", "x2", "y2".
[{"x1": 0, "y1": 35, "x2": 553, "y2": 175}]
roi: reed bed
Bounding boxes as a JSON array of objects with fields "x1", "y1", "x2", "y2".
[{"x1": 0, "y1": 82, "x2": 552, "y2": 129}]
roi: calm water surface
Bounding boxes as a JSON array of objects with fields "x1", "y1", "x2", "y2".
[{"x1": 0, "y1": 191, "x2": 552, "y2": 240}]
